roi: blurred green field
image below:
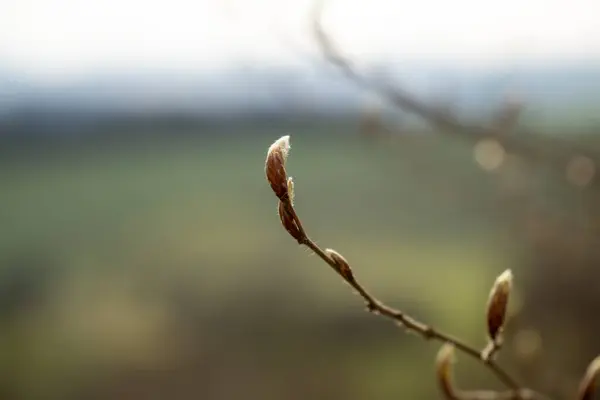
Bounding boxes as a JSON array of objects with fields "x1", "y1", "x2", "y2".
[{"x1": 0, "y1": 125, "x2": 529, "y2": 399}]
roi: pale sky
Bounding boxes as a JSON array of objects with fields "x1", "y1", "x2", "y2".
[{"x1": 1, "y1": 0, "x2": 599, "y2": 81}]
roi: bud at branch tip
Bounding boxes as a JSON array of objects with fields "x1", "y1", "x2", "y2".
[
  {"x1": 486, "y1": 269, "x2": 513, "y2": 344},
  {"x1": 265, "y1": 135, "x2": 292, "y2": 201}
]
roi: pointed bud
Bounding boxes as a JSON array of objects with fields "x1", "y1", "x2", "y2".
[
  {"x1": 278, "y1": 201, "x2": 303, "y2": 243},
  {"x1": 265, "y1": 135, "x2": 291, "y2": 201},
  {"x1": 325, "y1": 249, "x2": 354, "y2": 282},
  {"x1": 287, "y1": 177, "x2": 295, "y2": 205},
  {"x1": 576, "y1": 355, "x2": 600, "y2": 400},
  {"x1": 486, "y1": 269, "x2": 513, "y2": 343},
  {"x1": 436, "y1": 344, "x2": 458, "y2": 400}
]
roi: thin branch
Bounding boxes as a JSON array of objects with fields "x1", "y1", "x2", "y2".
[
  {"x1": 301, "y1": 232, "x2": 526, "y2": 395},
  {"x1": 287, "y1": 199, "x2": 551, "y2": 400},
  {"x1": 265, "y1": 134, "x2": 552, "y2": 400},
  {"x1": 310, "y1": 0, "x2": 600, "y2": 189}
]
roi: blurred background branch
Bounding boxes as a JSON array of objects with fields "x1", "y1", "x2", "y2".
[{"x1": 312, "y1": 0, "x2": 600, "y2": 191}]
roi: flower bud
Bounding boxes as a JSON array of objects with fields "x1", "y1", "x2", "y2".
[
  {"x1": 265, "y1": 135, "x2": 291, "y2": 201},
  {"x1": 486, "y1": 269, "x2": 513, "y2": 343},
  {"x1": 325, "y1": 249, "x2": 354, "y2": 282},
  {"x1": 576, "y1": 355, "x2": 600, "y2": 400},
  {"x1": 278, "y1": 201, "x2": 303, "y2": 243},
  {"x1": 436, "y1": 344, "x2": 458, "y2": 400}
]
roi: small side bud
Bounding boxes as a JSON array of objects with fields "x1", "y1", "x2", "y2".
[
  {"x1": 278, "y1": 201, "x2": 303, "y2": 243},
  {"x1": 576, "y1": 355, "x2": 600, "y2": 400},
  {"x1": 325, "y1": 249, "x2": 355, "y2": 282},
  {"x1": 287, "y1": 177, "x2": 295, "y2": 205},
  {"x1": 265, "y1": 135, "x2": 291, "y2": 201},
  {"x1": 436, "y1": 344, "x2": 458, "y2": 400},
  {"x1": 486, "y1": 269, "x2": 513, "y2": 344}
]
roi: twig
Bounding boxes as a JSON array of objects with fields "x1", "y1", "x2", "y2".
[
  {"x1": 264, "y1": 135, "x2": 551, "y2": 400},
  {"x1": 310, "y1": 0, "x2": 600, "y2": 189},
  {"x1": 301, "y1": 235, "x2": 523, "y2": 392}
]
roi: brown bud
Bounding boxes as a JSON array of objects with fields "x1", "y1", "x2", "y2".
[
  {"x1": 486, "y1": 269, "x2": 513, "y2": 343},
  {"x1": 265, "y1": 135, "x2": 291, "y2": 201},
  {"x1": 278, "y1": 200, "x2": 303, "y2": 243},
  {"x1": 325, "y1": 249, "x2": 354, "y2": 282},
  {"x1": 436, "y1": 344, "x2": 458, "y2": 400},
  {"x1": 576, "y1": 355, "x2": 600, "y2": 400}
]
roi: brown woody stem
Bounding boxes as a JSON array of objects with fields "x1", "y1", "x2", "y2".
[{"x1": 282, "y1": 200, "x2": 548, "y2": 400}]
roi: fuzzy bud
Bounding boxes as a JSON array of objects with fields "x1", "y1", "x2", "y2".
[
  {"x1": 265, "y1": 135, "x2": 291, "y2": 201},
  {"x1": 486, "y1": 269, "x2": 513, "y2": 343},
  {"x1": 287, "y1": 177, "x2": 295, "y2": 205},
  {"x1": 325, "y1": 249, "x2": 354, "y2": 282},
  {"x1": 576, "y1": 355, "x2": 600, "y2": 400},
  {"x1": 436, "y1": 344, "x2": 458, "y2": 400},
  {"x1": 278, "y1": 200, "x2": 303, "y2": 243}
]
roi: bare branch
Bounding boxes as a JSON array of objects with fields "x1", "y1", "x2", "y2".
[
  {"x1": 265, "y1": 135, "x2": 552, "y2": 400},
  {"x1": 310, "y1": 0, "x2": 600, "y2": 189}
]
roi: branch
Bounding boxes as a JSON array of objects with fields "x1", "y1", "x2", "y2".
[
  {"x1": 310, "y1": 0, "x2": 600, "y2": 189},
  {"x1": 302, "y1": 237, "x2": 522, "y2": 393},
  {"x1": 264, "y1": 135, "x2": 551, "y2": 400}
]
